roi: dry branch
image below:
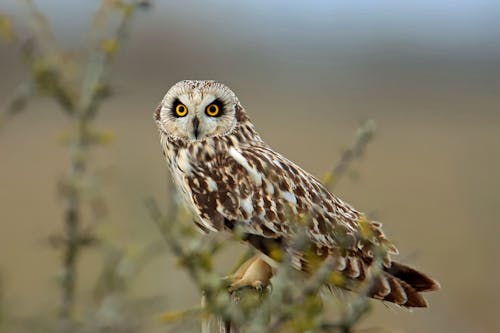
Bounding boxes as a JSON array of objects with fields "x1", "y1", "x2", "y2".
[{"x1": 2, "y1": 2, "x2": 150, "y2": 332}]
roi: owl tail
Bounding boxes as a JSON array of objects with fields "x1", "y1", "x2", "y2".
[
  {"x1": 241, "y1": 233, "x2": 440, "y2": 307},
  {"x1": 364, "y1": 261, "x2": 440, "y2": 307}
]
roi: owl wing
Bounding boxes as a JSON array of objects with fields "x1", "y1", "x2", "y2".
[
  {"x1": 186, "y1": 142, "x2": 440, "y2": 307},
  {"x1": 187, "y1": 142, "x2": 395, "y2": 256}
]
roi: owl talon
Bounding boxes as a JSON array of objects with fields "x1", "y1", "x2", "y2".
[
  {"x1": 227, "y1": 255, "x2": 273, "y2": 293},
  {"x1": 252, "y1": 280, "x2": 264, "y2": 293}
]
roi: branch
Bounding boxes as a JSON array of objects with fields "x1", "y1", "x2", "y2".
[
  {"x1": 4, "y1": 2, "x2": 150, "y2": 332},
  {"x1": 79, "y1": 1, "x2": 147, "y2": 119},
  {"x1": 324, "y1": 120, "x2": 376, "y2": 190}
]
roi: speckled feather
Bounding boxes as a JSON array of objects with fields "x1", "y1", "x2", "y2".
[{"x1": 155, "y1": 80, "x2": 439, "y2": 307}]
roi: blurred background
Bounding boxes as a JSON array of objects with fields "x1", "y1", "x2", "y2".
[{"x1": 1, "y1": 1, "x2": 499, "y2": 332}]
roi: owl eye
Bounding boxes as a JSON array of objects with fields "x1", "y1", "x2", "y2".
[
  {"x1": 205, "y1": 103, "x2": 220, "y2": 117},
  {"x1": 174, "y1": 103, "x2": 188, "y2": 117}
]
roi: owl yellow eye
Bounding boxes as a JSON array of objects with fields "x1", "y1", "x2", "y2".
[
  {"x1": 175, "y1": 103, "x2": 188, "y2": 117},
  {"x1": 205, "y1": 103, "x2": 220, "y2": 117}
]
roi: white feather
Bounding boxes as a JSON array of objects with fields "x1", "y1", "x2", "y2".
[
  {"x1": 280, "y1": 191, "x2": 297, "y2": 205},
  {"x1": 265, "y1": 181, "x2": 274, "y2": 195},
  {"x1": 176, "y1": 148, "x2": 192, "y2": 174},
  {"x1": 240, "y1": 197, "x2": 253, "y2": 216},
  {"x1": 206, "y1": 177, "x2": 218, "y2": 191},
  {"x1": 229, "y1": 147, "x2": 262, "y2": 186}
]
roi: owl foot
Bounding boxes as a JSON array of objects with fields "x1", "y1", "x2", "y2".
[{"x1": 227, "y1": 255, "x2": 273, "y2": 293}]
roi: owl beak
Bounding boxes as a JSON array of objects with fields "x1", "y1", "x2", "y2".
[{"x1": 192, "y1": 117, "x2": 200, "y2": 139}]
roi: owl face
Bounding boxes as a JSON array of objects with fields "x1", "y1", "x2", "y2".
[{"x1": 156, "y1": 80, "x2": 240, "y2": 142}]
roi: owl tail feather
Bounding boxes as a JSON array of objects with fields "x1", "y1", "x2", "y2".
[
  {"x1": 239, "y1": 232, "x2": 440, "y2": 308},
  {"x1": 365, "y1": 261, "x2": 440, "y2": 308}
]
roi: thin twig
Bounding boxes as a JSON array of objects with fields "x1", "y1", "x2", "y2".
[{"x1": 325, "y1": 120, "x2": 376, "y2": 190}]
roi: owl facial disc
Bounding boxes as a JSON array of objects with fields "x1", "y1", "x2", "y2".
[{"x1": 156, "y1": 80, "x2": 240, "y2": 142}]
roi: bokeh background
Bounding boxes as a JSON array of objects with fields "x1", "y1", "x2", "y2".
[{"x1": 1, "y1": 1, "x2": 500, "y2": 332}]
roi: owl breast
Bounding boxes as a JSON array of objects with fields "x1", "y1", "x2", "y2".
[{"x1": 161, "y1": 134, "x2": 223, "y2": 232}]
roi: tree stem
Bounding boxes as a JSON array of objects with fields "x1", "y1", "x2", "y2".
[{"x1": 58, "y1": 118, "x2": 87, "y2": 332}]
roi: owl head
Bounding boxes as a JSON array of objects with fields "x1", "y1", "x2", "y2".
[{"x1": 155, "y1": 80, "x2": 246, "y2": 142}]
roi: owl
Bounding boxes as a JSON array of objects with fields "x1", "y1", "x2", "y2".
[{"x1": 154, "y1": 80, "x2": 440, "y2": 307}]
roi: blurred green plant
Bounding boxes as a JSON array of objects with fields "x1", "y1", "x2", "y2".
[
  {"x1": 81, "y1": 239, "x2": 167, "y2": 333},
  {"x1": 1, "y1": 1, "x2": 152, "y2": 332},
  {"x1": 147, "y1": 120, "x2": 378, "y2": 333}
]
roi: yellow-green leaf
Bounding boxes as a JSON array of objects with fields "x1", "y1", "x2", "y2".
[
  {"x1": 358, "y1": 215, "x2": 374, "y2": 240},
  {"x1": 93, "y1": 130, "x2": 116, "y2": 145},
  {"x1": 101, "y1": 38, "x2": 118, "y2": 54},
  {"x1": 0, "y1": 15, "x2": 14, "y2": 42}
]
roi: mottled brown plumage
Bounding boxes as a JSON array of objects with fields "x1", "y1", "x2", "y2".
[{"x1": 155, "y1": 80, "x2": 440, "y2": 308}]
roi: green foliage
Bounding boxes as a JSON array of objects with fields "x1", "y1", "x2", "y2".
[
  {"x1": 0, "y1": 14, "x2": 14, "y2": 42},
  {"x1": 1, "y1": 1, "x2": 151, "y2": 332}
]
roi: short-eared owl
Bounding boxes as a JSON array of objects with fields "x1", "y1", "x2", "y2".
[{"x1": 154, "y1": 80, "x2": 439, "y2": 307}]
